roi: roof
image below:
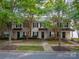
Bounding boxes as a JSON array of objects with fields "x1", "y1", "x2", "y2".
[
  {"x1": 39, "y1": 28, "x2": 48, "y2": 30},
  {"x1": 52, "y1": 28, "x2": 74, "y2": 31},
  {"x1": 61, "y1": 28, "x2": 74, "y2": 31},
  {"x1": 13, "y1": 28, "x2": 22, "y2": 30}
]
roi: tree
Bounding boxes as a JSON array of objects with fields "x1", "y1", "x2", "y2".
[
  {"x1": 16, "y1": 0, "x2": 53, "y2": 37},
  {"x1": 0, "y1": 0, "x2": 22, "y2": 44},
  {"x1": 70, "y1": 0, "x2": 79, "y2": 37},
  {"x1": 43, "y1": 20, "x2": 53, "y2": 29},
  {"x1": 51, "y1": 0, "x2": 68, "y2": 46}
]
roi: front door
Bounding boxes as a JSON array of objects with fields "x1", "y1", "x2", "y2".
[
  {"x1": 62, "y1": 32, "x2": 66, "y2": 38},
  {"x1": 17, "y1": 32, "x2": 20, "y2": 39},
  {"x1": 41, "y1": 32, "x2": 44, "y2": 38}
]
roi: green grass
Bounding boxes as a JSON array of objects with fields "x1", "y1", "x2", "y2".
[
  {"x1": 72, "y1": 38, "x2": 79, "y2": 41},
  {"x1": 48, "y1": 40, "x2": 73, "y2": 45},
  {"x1": 17, "y1": 46, "x2": 44, "y2": 51},
  {"x1": 63, "y1": 42, "x2": 73, "y2": 44},
  {"x1": 72, "y1": 46, "x2": 79, "y2": 51}
]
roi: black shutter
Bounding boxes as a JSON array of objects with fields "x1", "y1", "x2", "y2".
[
  {"x1": 37, "y1": 32, "x2": 38, "y2": 37},
  {"x1": 33, "y1": 32, "x2": 34, "y2": 37},
  {"x1": 37, "y1": 23, "x2": 38, "y2": 27},
  {"x1": 50, "y1": 32, "x2": 51, "y2": 37},
  {"x1": 16, "y1": 24, "x2": 17, "y2": 27}
]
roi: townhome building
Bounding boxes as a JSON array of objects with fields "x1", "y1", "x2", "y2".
[
  {"x1": 0, "y1": 19, "x2": 79, "y2": 40},
  {"x1": 12, "y1": 23, "x2": 29, "y2": 39},
  {"x1": 0, "y1": 20, "x2": 74, "y2": 39},
  {"x1": 31, "y1": 21, "x2": 53, "y2": 39},
  {"x1": 51, "y1": 19, "x2": 74, "y2": 40}
]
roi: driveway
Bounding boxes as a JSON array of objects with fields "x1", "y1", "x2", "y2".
[{"x1": 0, "y1": 52, "x2": 78, "y2": 59}]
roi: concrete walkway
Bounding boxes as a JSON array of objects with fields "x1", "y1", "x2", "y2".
[
  {"x1": 42, "y1": 42, "x2": 53, "y2": 51},
  {"x1": 69, "y1": 40, "x2": 79, "y2": 46},
  {"x1": 12, "y1": 43, "x2": 42, "y2": 46}
]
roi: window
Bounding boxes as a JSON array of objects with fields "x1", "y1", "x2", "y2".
[
  {"x1": 3, "y1": 32, "x2": 9, "y2": 37},
  {"x1": 23, "y1": 32, "x2": 25, "y2": 36},
  {"x1": 16, "y1": 24, "x2": 22, "y2": 28},
  {"x1": 64, "y1": 23, "x2": 69, "y2": 28},
  {"x1": 33, "y1": 23, "x2": 38, "y2": 27},
  {"x1": 49, "y1": 32, "x2": 51, "y2": 37},
  {"x1": 33, "y1": 32, "x2": 38, "y2": 37},
  {"x1": 40, "y1": 23, "x2": 42, "y2": 27},
  {"x1": 60, "y1": 23, "x2": 62, "y2": 27}
]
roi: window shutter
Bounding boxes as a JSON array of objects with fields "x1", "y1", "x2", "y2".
[{"x1": 37, "y1": 23, "x2": 38, "y2": 27}]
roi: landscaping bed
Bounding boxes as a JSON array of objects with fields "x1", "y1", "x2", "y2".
[
  {"x1": 0, "y1": 45, "x2": 18, "y2": 50},
  {"x1": 52, "y1": 46, "x2": 79, "y2": 52},
  {"x1": 52, "y1": 46, "x2": 71, "y2": 51}
]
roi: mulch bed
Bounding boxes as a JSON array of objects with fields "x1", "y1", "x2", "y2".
[
  {"x1": 52, "y1": 46, "x2": 71, "y2": 51},
  {"x1": 0, "y1": 45, "x2": 18, "y2": 50}
]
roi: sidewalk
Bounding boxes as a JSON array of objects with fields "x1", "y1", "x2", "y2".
[
  {"x1": 68, "y1": 40, "x2": 79, "y2": 46},
  {"x1": 42, "y1": 42, "x2": 53, "y2": 51},
  {"x1": 12, "y1": 43, "x2": 42, "y2": 46}
]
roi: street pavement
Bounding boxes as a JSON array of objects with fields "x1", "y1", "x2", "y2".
[{"x1": 0, "y1": 52, "x2": 79, "y2": 59}]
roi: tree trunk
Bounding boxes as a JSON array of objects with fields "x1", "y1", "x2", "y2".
[
  {"x1": 57, "y1": 11, "x2": 62, "y2": 47},
  {"x1": 9, "y1": 30, "x2": 12, "y2": 45},
  {"x1": 28, "y1": 14, "x2": 34, "y2": 37},
  {"x1": 58, "y1": 30, "x2": 61, "y2": 46},
  {"x1": 8, "y1": 0, "x2": 15, "y2": 45}
]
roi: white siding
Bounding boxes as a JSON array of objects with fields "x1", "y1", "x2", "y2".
[{"x1": 72, "y1": 30, "x2": 78, "y2": 38}]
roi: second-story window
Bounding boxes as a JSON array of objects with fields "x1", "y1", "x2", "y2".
[
  {"x1": 66, "y1": 23, "x2": 69, "y2": 27},
  {"x1": 16, "y1": 24, "x2": 22, "y2": 28},
  {"x1": 65, "y1": 23, "x2": 69, "y2": 28},
  {"x1": 33, "y1": 23, "x2": 38, "y2": 27},
  {"x1": 40, "y1": 23, "x2": 42, "y2": 27}
]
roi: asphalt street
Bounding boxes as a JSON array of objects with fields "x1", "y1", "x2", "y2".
[{"x1": 0, "y1": 52, "x2": 79, "y2": 59}]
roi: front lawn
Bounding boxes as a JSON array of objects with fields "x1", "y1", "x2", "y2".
[
  {"x1": 63, "y1": 42, "x2": 73, "y2": 44},
  {"x1": 17, "y1": 46, "x2": 44, "y2": 51},
  {"x1": 72, "y1": 38, "x2": 79, "y2": 41},
  {"x1": 71, "y1": 38, "x2": 79, "y2": 43},
  {"x1": 72, "y1": 46, "x2": 79, "y2": 52}
]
